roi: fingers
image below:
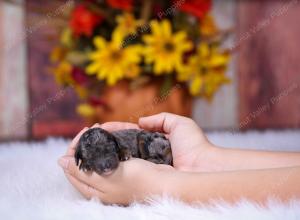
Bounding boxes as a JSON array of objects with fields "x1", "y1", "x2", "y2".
[
  {"x1": 100, "y1": 122, "x2": 139, "y2": 132},
  {"x1": 66, "y1": 127, "x2": 89, "y2": 156},
  {"x1": 138, "y1": 112, "x2": 185, "y2": 134},
  {"x1": 58, "y1": 156, "x2": 105, "y2": 189},
  {"x1": 91, "y1": 123, "x2": 101, "y2": 128},
  {"x1": 65, "y1": 173, "x2": 106, "y2": 200}
]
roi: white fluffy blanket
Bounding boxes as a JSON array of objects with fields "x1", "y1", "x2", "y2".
[{"x1": 1, "y1": 130, "x2": 300, "y2": 220}]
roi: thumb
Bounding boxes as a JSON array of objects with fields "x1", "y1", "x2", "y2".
[{"x1": 138, "y1": 112, "x2": 182, "y2": 134}]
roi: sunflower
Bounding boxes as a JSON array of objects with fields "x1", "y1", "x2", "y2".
[
  {"x1": 189, "y1": 71, "x2": 230, "y2": 98},
  {"x1": 124, "y1": 63, "x2": 141, "y2": 79},
  {"x1": 50, "y1": 47, "x2": 67, "y2": 63},
  {"x1": 143, "y1": 20, "x2": 192, "y2": 75},
  {"x1": 115, "y1": 13, "x2": 143, "y2": 37},
  {"x1": 76, "y1": 103, "x2": 95, "y2": 118},
  {"x1": 86, "y1": 30, "x2": 143, "y2": 85},
  {"x1": 51, "y1": 61, "x2": 73, "y2": 85},
  {"x1": 178, "y1": 43, "x2": 230, "y2": 98}
]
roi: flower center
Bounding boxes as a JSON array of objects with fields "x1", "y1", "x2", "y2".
[
  {"x1": 164, "y1": 42, "x2": 175, "y2": 52},
  {"x1": 110, "y1": 50, "x2": 123, "y2": 61}
]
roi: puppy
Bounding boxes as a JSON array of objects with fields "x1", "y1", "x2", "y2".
[{"x1": 75, "y1": 128, "x2": 172, "y2": 175}]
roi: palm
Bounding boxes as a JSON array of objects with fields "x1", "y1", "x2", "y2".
[
  {"x1": 88, "y1": 115, "x2": 210, "y2": 172},
  {"x1": 167, "y1": 121, "x2": 208, "y2": 171}
]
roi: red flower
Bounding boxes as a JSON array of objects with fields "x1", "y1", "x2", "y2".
[
  {"x1": 107, "y1": 0, "x2": 133, "y2": 10},
  {"x1": 71, "y1": 67, "x2": 88, "y2": 85},
  {"x1": 70, "y1": 5, "x2": 103, "y2": 37},
  {"x1": 89, "y1": 97, "x2": 107, "y2": 107},
  {"x1": 88, "y1": 96, "x2": 111, "y2": 110},
  {"x1": 178, "y1": 0, "x2": 211, "y2": 19}
]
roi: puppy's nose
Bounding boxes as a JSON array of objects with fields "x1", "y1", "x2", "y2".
[{"x1": 105, "y1": 160, "x2": 111, "y2": 169}]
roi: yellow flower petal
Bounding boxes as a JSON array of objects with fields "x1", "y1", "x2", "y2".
[
  {"x1": 198, "y1": 43, "x2": 210, "y2": 58},
  {"x1": 143, "y1": 35, "x2": 155, "y2": 44},
  {"x1": 86, "y1": 62, "x2": 100, "y2": 74},
  {"x1": 124, "y1": 64, "x2": 141, "y2": 78},
  {"x1": 50, "y1": 47, "x2": 66, "y2": 63},
  {"x1": 74, "y1": 85, "x2": 88, "y2": 99},
  {"x1": 161, "y1": 20, "x2": 171, "y2": 37},
  {"x1": 209, "y1": 53, "x2": 230, "y2": 67},
  {"x1": 94, "y1": 37, "x2": 106, "y2": 49},
  {"x1": 150, "y1": 20, "x2": 161, "y2": 36},
  {"x1": 173, "y1": 31, "x2": 187, "y2": 44},
  {"x1": 115, "y1": 13, "x2": 142, "y2": 37},
  {"x1": 112, "y1": 30, "x2": 124, "y2": 48},
  {"x1": 190, "y1": 75, "x2": 203, "y2": 96},
  {"x1": 77, "y1": 104, "x2": 95, "y2": 117},
  {"x1": 200, "y1": 14, "x2": 218, "y2": 36},
  {"x1": 60, "y1": 28, "x2": 73, "y2": 48}
]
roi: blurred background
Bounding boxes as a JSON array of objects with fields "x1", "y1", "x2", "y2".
[{"x1": 0, "y1": 0, "x2": 299, "y2": 142}]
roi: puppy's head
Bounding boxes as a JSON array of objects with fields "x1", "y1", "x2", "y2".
[{"x1": 77, "y1": 127, "x2": 120, "y2": 175}]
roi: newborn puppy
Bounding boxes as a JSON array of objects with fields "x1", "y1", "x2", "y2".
[{"x1": 75, "y1": 128, "x2": 172, "y2": 175}]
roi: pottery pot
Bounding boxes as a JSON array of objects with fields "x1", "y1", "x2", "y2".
[{"x1": 91, "y1": 80, "x2": 193, "y2": 123}]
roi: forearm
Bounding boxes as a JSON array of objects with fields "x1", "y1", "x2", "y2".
[
  {"x1": 171, "y1": 166, "x2": 300, "y2": 204},
  {"x1": 196, "y1": 144, "x2": 300, "y2": 172}
]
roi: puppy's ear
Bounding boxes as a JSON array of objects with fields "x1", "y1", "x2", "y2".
[
  {"x1": 112, "y1": 135, "x2": 121, "y2": 154},
  {"x1": 112, "y1": 135, "x2": 131, "y2": 161},
  {"x1": 74, "y1": 144, "x2": 82, "y2": 167},
  {"x1": 137, "y1": 131, "x2": 151, "y2": 160}
]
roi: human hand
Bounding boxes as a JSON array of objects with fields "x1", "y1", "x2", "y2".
[
  {"x1": 98, "y1": 115, "x2": 215, "y2": 172},
  {"x1": 58, "y1": 155, "x2": 176, "y2": 205},
  {"x1": 138, "y1": 112, "x2": 217, "y2": 172},
  {"x1": 59, "y1": 122, "x2": 176, "y2": 205}
]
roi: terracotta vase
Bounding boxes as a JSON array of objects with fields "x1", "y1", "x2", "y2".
[{"x1": 92, "y1": 80, "x2": 193, "y2": 123}]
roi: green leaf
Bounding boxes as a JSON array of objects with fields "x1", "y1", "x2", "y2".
[
  {"x1": 66, "y1": 51, "x2": 89, "y2": 66},
  {"x1": 159, "y1": 74, "x2": 173, "y2": 97}
]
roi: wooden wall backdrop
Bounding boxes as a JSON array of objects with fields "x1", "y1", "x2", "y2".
[
  {"x1": 237, "y1": 0, "x2": 300, "y2": 129},
  {"x1": 1, "y1": 0, "x2": 300, "y2": 140},
  {"x1": 26, "y1": 0, "x2": 85, "y2": 139},
  {"x1": 193, "y1": 0, "x2": 238, "y2": 129},
  {"x1": 0, "y1": 1, "x2": 28, "y2": 140}
]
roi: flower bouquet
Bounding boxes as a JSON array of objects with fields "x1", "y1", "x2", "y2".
[{"x1": 50, "y1": 0, "x2": 230, "y2": 122}]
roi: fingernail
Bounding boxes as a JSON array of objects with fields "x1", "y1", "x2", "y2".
[
  {"x1": 58, "y1": 157, "x2": 69, "y2": 169},
  {"x1": 92, "y1": 123, "x2": 100, "y2": 128}
]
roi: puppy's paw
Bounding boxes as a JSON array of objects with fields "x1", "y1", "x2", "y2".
[
  {"x1": 79, "y1": 161, "x2": 92, "y2": 172},
  {"x1": 119, "y1": 148, "x2": 131, "y2": 161}
]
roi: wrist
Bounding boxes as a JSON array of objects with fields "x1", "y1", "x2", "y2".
[
  {"x1": 161, "y1": 170, "x2": 187, "y2": 199},
  {"x1": 193, "y1": 142, "x2": 225, "y2": 172},
  {"x1": 166, "y1": 171, "x2": 205, "y2": 203}
]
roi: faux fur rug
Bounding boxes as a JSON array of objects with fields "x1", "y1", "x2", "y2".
[{"x1": 0, "y1": 130, "x2": 300, "y2": 220}]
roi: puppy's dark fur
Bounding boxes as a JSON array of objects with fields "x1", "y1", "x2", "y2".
[{"x1": 75, "y1": 128, "x2": 172, "y2": 175}]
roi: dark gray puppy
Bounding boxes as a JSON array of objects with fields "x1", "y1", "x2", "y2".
[{"x1": 75, "y1": 128, "x2": 172, "y2": 175}]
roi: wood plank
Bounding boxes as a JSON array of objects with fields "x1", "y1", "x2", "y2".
[
  {"x1": 0, "y1": 2, "x2": 3, "y2": 138},
  {"x1": 0, "y1": 1, "x2": 28, "y2": 140},
  {"x1": 26, "y1": 0, "x2": 86, "y2": 139},
  {"x1": 237, "y1": 0, "x2": 300, "y2": 129},
  {"x1": 193, "y1": 0, "x2": 238, "y2": 129}
]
